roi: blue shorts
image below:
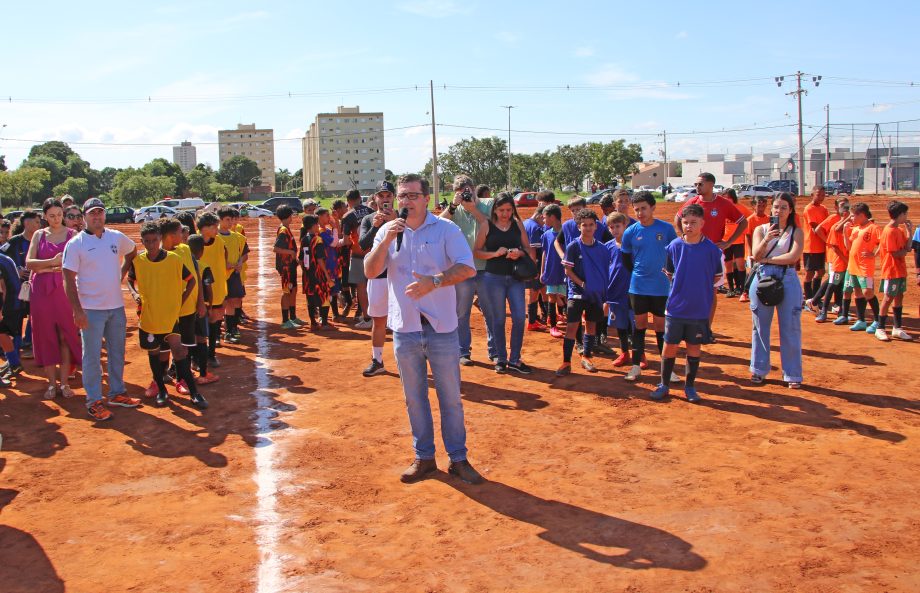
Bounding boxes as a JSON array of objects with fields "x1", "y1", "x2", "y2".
[
  {"x1": 664, "y1": 316, "x2": 709, "y2": 346},
  {"x1": 546, "y1": 283, "x2": 566, "y2": 295},
  {"x1": 607, "y1": 302, "x2": 634, "y2": 331}
]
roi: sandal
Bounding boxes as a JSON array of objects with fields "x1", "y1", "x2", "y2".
[
  {"x1": 750, "y1": 374, "x2": 764, "y2": 385},
  {"x1": 43, "y1": 385, "x2": 58, "y2": 400},
  {"x1": 60, "y1": 385, "x2": 76, "y2": 398}
]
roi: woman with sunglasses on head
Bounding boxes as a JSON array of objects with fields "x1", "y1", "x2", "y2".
[{"x1": 25, "y1": 198, "x2": 83, "y2": 399}]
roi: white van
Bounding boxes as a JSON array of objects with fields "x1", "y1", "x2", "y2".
[{"x1": 154, "y1": 198, "x2": 206, "y2": 213}]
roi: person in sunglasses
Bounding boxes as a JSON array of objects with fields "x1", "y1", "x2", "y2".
[{"x1": 64, "y1": 205, "x2": 84, "y2": 233}]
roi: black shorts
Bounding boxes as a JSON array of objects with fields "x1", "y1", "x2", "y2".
[
  {"x1": 139, "y1": 326, "x2": 178, "y2": 352},
  {"x1": 177, "y1": 313, "x2": 196, "y2": 347},
  {"x1": 566, "y1": 298, "x2": 606, "y2": 325},
  {"x1": 194, "y1": 313, "x2": 209, "y2": 339},
  {"x1": 664, "y1": 316, "x2": 709, "y2": 346},
  {"x1": 628, "y1": 293, "x2": 668, "y2": 317},
  {"x1": 226, "y1": 271, "x2": 246, "y2": 299},
  {"x1": 0, "y1": 311, "x2": 25, "y2": 337},
  {"x1": 722, "y1": 243, "x2": 745, "y2": 261},
  {"x1": 803, "y1": 252, "x2": 826, "y2": 272},
  {"x1": 341, "y1": 256, "x2": 353, "y2": 287}
]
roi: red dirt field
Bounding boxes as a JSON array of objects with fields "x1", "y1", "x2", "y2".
[{"x1": 1, "y1": 195, "x2": 919, "y2": 593}]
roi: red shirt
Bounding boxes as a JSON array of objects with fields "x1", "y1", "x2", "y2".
[{"x1": 680, "y1": 195, "x2": 744, "y2": 243}]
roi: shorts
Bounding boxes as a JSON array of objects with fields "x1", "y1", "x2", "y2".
[
  {"x1": 566, "y1": 298, "x2": 606, "y2": 325},
  {"x1": 844, "y1": 272, "x2": 873, "y2": 292},
  {"x1": 226, "y1": 271, "x2": 246, "y2": 299},
  {"x1": 628, "y1": 293, "x2": 668, "y2": 317},
  {"x1": 0, "y1": 310, "x2": 25, "y2": 337},
  {"x1": 546, "y1": 283, "x2": 567, "y2": 295},
  {"x1": 366, "y1": 277, "x2": 389, "y2": 318},
  {"x1": 607, "y1": 302, "x2": 634, "y2": 331},
  {"x1": 194, "y1": 313, "x2": 209, "y2": 339},
  {"x1": 139, "y1": 325, "x2": 178, "y2": 352},
  {"x1": 827, "y1": 269, "x2": 846, "y2": 286},
  {"x1": 664, "y1": 316, "x2": 710, "y2": 346},
  {"x1": 722, "y1": 243, "x2": 745, "y2": 261},
  {"x1": 348, "y1": 256, "x2": 367, "y2": 284},
  {"x1": 879, "y1": 278, "x2": 907, "y2": 297},
  {"x1": 341, "y1": 256, "x2": 353, "y2": 286},
  {"x1": 177, "y1": 313, "x2": 197, "y2": 347},
  {"x1": 803, "y1": 252, "x2": 826, "y2": 272},
  {"x1": 278, "y1": 264, "x2": 298, "y2": 293}
]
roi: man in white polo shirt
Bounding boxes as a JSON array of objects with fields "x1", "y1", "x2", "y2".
[{"x1": 63, "y1": 198, "x2": 141, "y2": 421}]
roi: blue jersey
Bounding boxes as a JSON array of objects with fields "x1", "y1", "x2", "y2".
[
  {"x1": 665, "y1": 237, "x2": 724, "y2": 319},
  {"x1": 563, "y1": 238, "x2": 611, "y2": 303},
  {"x1": 620, "y1": 219, "x2": 678, "y2": 297},
  {"x1": 560, "y1": 218, "x2": 610, "y2": 248},
  {"x1": 604, "y1": 239, "x2": 630, "y2": 306},
  {"x1": 540, "y1": 228, "x2": 565, "y2": 285},
  {"x1": 523, "y1": 218, "x2": 544, "y2": 249}
]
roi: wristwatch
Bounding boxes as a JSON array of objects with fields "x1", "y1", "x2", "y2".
[{"x1": 432, "y1": 274, "x2": 443, "y2": 288}]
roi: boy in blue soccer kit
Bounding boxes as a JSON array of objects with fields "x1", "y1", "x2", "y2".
[
  {"x1": 604, "y1": 212, "x2": 635, "y2": 367},
  {"x1": 655, "y1": 203, "x2": 725, "y2": 402},
  {"x1": 540, "y1": 204, "x2": 567, "y2": 338}
]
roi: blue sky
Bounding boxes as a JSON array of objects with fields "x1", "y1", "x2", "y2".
[{"x1": 2, "y1": 0, "x2": 919, "y2": 176}]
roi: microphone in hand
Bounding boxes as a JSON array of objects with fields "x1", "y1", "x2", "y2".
[{"x1": 396, "y1": 207, "x2": 409, "y2": 251}]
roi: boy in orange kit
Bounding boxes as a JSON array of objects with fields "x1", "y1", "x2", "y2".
[
  {"x1": 842, "y1": 203, "x2": 881, "y2": 333},
  {"x1": 875, "y1": 201, "x2": 913, "y2": 341}
]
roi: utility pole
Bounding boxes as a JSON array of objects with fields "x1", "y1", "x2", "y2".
[
  {"x1": 824, "y1": 104, "x2": 830, "y2": 184},
  {"x1": 776, "y1": 71, "x2": 821, "y2": 193},
  {"x1": 501, "y1": 106, "x2": 516, "y2": 190},
  {"x1": 429, "y1": 80, "x2": 439, "y2": 200},
  {"x1": 874, "y1": 123, "x2": 880, "y2": 194},
  {"x1": 662, "y1": 130, "x2": 668, "y2": 189}
]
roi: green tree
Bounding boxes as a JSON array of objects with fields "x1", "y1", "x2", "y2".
[
  {"x1": 209, "y1": 182, "x2": 241, "y2": 202},
  {"x1": 52, "y1": 177, "x2": 90, "y2": 202},
  {"x1": 111, "y1": 168, "x2": 175, "y2": 207},
  {"x1": 97, "y1": 167, "x2": 118, "y2": 195},
  {"x1": 435, "y1": 136, "x2": 508, "y2": 190},
  {"x1": 142, "y1": 158, "x2": 189, "y2": 196},
  {"x1": 384, "y1": 169, "x2": 396, "y2": 183},
  {"x1": 0, "y1": 155, "x2": 6, "y2": 172},
  {"x1": 28, "y1": 141, "x2": 76, "y2": 164},
  {"x1": 0, "y1": 167, "x2": 51, "y2": 208},
  {"x1": 275, "y1": 168, "x2": 293, "y2": 192},
  {"x1": 217, "y1": 155, "x2": 261, "y2": 187},
  {"x1": 20, "y1": 154, "x2": 67, "y2": 200},
  {"x1": 512, "y1": 150, "x2": 551, "y2": 191},
  {"x1": 187, "y1": 164, "x2": 216, "y2": 199},
  {"x1": 549, "y1": 144, "x2": 591, "y2": 190},
  {"x1": 587, "y1": 140, "x2": 643, "y2": 185}
]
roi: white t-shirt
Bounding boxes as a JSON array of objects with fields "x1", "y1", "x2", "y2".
[{"x1": 62, "y1": 228, "x2": 137, "y2": 310}]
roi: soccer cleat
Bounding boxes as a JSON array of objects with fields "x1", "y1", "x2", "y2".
[
  {"x1": 291, "y1": 317, "x2": 307, "y2": 327},
  {"x1": 549, "y1": 326, "x2": 564, "y2": 339},
  {"x1": 155, "y1": 390, "x2": 169, "y2": 407},
  {"x1": 362, "y1": 358, "x2": 386, "y2": 377},
  {"x1": 865, "y1": 321, "x2": 878, "y2": 334},
  {"x1": 197, "y1": 372, "x2": 220, "y2": 384},
  {"x1": 87, "y1": 401, "x2": 113, "y2": 421},
  {"x1": 144, "y1": 381, "x2": 159, "y2": 398},
  {"x1": 814, "y1": 311, "x2": 828, "y2": 323},
  {"x1": 594, "y1": 341, "x2": 615, "y2": 355},
  {"x1": 555, "y1": 363, "x2": 571, "y2": 377},
  {"x1": 684, "y1": 386, "x2": 701, "y2": 403},
  {"x1": 891, "y1": 328, "x2": 913, "y2": 341},
  {"x1": 459, "y1": 356, "x2": 473, "y2": 366},
  {"x1": 208, "y1": 355, "x2": 221, "y2": 368},
  {"x1": 726, "y1": 289, "x2": 737, "y2": 299},
  {"x1": 225, "y1": 332, "x2": 241, "y2": 344},
  {"x1": 494, "y1": 361, "x2": 507, "y2": 374},
  {"x1": 354, "y1": 318, "x2": 372, "y2": 329},
  {"x1": 2, "y1": 364, "x2": 24, "y2": 377},
  {"x1": 580, "y1": 358, "x2": 597, "y2": 373},
  {"x1": 612, "y1": 352, "x2": 631, "y2": 367},
  {"x1": 650, "y1": 384, "x2": 669, "y2": 401},
  {"x1": 832, "y1": 315, "x2": 851, "y2": 326},
  {"x1": 670, "y1": 371, "x2": 682, "y2": 384},
  {"x1": 190, "y1": 392, "x2": 209, "y2": 409},
  {"x1": 280, "y1": 320, "x2": 297, "y2": 330},
  {"x1": 874, "y1": 328, "x2": 891, "y2": 342},
  {"x1": 849, "y1": 320, "x2": 868, "y2": 331},
  {"x1": 526, "y1": 321, "x2": 547, "y2": 331},
  {"x1": 507, "y1": 361, "x2": 533, "y2": 375},
  {"x1": 739, "y1": 292, "x2": 750, "y2": 303},
  {"x1": 106, "y1": 394, "x2": 141, "y2": 408},
  {"x1": 176, "y1": 380, "x2": 191, "y2": 395},
  {"x1": 803, "y1": 300, "x2": 816, "y2": 313},
  {"x1": 625, "y1": 365, "x2": 641, "y2": 382}
]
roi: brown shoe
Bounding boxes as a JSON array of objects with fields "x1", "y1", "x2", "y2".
[
  {"x1": 400, "y1": 458, "x2": 437, "y2": 483},
  {"x1": 448, "y1": 460, "x2": 483, "y2": 485}
]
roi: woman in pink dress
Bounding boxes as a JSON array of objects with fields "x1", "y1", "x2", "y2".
[{"x1": 26, "y1": 198, "x2": 82, "y2": 399}]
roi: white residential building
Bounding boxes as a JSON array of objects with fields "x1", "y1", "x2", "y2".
[{"x1": 302, "y1": 106, "x2": 385, "y2": 193}]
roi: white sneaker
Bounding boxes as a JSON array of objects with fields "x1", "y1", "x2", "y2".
[
  {"x1": 891, "y1": 328, "x2": 913, "y2": 341},
  {"x1": 625, "y1": 365, "x2": 641, "y2": 382},
  {"x1": 354, "y1": 318, "x2": 373, "y2": 329},
  {"x1": 875, "y1": 328, "x2": 891, "y2": 342},
  {"x1": 670, "y1": 371, "x2": 682, "y2": 383}
]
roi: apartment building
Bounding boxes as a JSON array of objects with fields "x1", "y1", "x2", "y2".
[
  {"x1": 172, "y1": 141, "x2": 197, "y2": 172},
  {"x1": 302, "y1": 106, "x2": 385, "y2": 193},
  {"x1": 218, "y1": 123, "x2": 276, "y2": 189}
]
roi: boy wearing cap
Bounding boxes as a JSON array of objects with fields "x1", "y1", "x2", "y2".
[
  {"x1": 343, "y1": 187, "x2": 378, "y2": 329},
  {"x1": 359, "y1": 183, "x2": 397, "y2": 376}
]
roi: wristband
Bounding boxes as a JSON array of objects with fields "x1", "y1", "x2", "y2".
[{"x1": 448, "y1": 204, "x2": 457, "y2": 214}]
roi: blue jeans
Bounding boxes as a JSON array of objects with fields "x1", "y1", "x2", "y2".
[
  {"x1": 392, "y1": 325, "x2": 468, "y2": 462},
  {"x1": 455, "y1": 269, "x2": 494, "y2": 359},
  {"x1": 749, "y1": 266, "x2": 803, "y2": 382},
  {"x1": 479, "y1": 272, "x2": 526, "y2": 365},
  {"x1": 82, "y1": 307, "x2": 128, "y2": 405}
]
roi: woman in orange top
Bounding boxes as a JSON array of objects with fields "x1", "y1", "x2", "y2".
[{"x1": 721, "y1": 189, "x2": 751, "y2": 297}]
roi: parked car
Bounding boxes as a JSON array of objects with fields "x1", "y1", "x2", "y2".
[
  {"x1": 672, "y1": 187, "x2": 698, "y2": 203},
  {"x1": 240, "y1": 205, "x2": 273, "y2": 218},
  {"x1": 637, "y1": 185, "x2": 655, "y2": 192},
  {"x1": 713, "y1": 184, "x2": 725, "y2": 193},
  {"x1": 823, "y1": 180, "x2": 853, "y2": 195},
  {"x1": 513, "y1": 192, "x2": 539, "y2": 207},
  {"x1": 105, "y1": 206, "x2": 134, "y2": 223},
  {"x1": 154, "y1": 198, "x2": 206, "y2": 212},
  {"x1": 738, "y1": 185, "x2": 776, "y2": 200},
  {"x1": 259, "y1": 196, "x2": 304, "y2": 214},
  {"x1": 134, "y1": 205, "x2": 178, "y2": 222},
  {"x1": 561, "y1": 185, "x2": 577, "y2": 192},
  {"x1": 586, "y1": 189, "x2": 615, "y2": 204},
  {"x1": 766, "y1": 179, "x2": 799, "y2": 195},
  {"x1": 3, "y1": 210, "x2": 24, "y2": 221}
]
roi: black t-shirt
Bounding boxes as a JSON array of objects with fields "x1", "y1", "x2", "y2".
[
  {"x1": 484, "y1": 220, "x2": 524, "y2": 276},
  {"x1": 342, "y1": 204, "x2": 374, "y2": 257},
  {"x1": 358, "y1": 212, "x2": 386, "y2": 279}
]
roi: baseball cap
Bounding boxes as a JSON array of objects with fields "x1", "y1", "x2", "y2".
[
  {"x1": 375, "y1": 180, "x2": 395, "y2": 195},
  {"x1": 82, "y1": 197, "x2": 106, "y2": 212}
]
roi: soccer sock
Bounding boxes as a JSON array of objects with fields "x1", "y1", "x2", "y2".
[
  {"x1": 735, "y1": 270, "x2": 747, "y2": 292},
  {"x1": 538, "y1": 297, "x2": 548, "y2": 321},
  {"x1": 282, "y1": 307, "x2": 290, "y2": 322},
  {"x1": 660, "y1": 357, "x2": 676, "y2": 386},
  {"x1": 655, "y1": 331, "x2": 665, "y2": 354},
  {"x1": 208, "y1": 322, "x2": 221, "y2": 356},
  {"x1": 893, "y1": 306, "x2": 903, "y2": 328},
  {"x1": 548, "y1": 305, "x2": 557, "y2": 327},
  {"x1": 868, "y1": 296, "x2": 880, "y2": 320},
  {"x1": 331, "y1": 298, "x2": 340, "y2": 318},
  {"x1": 149, "y1": 355, "x2": 166, "y2": 392},
  {"x1": 235, "y1": 307, "x2": 243, "y2": 319},
  {"x1": 320, "y1": 306, "x2": 330, "y2": 324},
  {"x1": 583, "y1": 334, "x2": 594, "y2": 358},
  {"x1": 842, "y1": 295, "x2": 851, "y2": 318},
  {"x1": 632, "y1": 328, "x2": 647, "y2": 363},
  {"x1": 855, "y1": 297, "x2": 867, "y2": 321},
  {"x1": 4, "y1": 348, "x2": 20, "y2": 367},
  {"x1": 372, "y1": 346, "x2": 383, "y2": 363},
  {"x1": 575, "y1": 322, "x2": 583, "y2": 345},
  {"x1": 528, "y1": 302, "x2": 538, "y2": 324},
  {"x1": 834, "y1": 284, "x2": 843, "y2": 308},
  {"x1": 804, "y1": 279, "x2": 814, "y2": 300},
  {"x1": 196, "y1": 344, "x2": 209, "y2": 376},
  {"x1": 562, "y1": 338, "x2": 575, "y2": 363},
  {"x1": 686, "y1": 356, "x2": 701, "y2": 387},
  {"x1": 598, "y1": 319, "x2": 608, "y2": 341},
  {"x1": 726, "y1": 272, "x2": 735, "y2": 292},
  {"x1": 617, "y1": 328, "x2": 631, "y2": 355},
  {"x1": 224, "y1": 314, "x2": 236, "y2": 335},
  {"x1": 822, "y1": 284, "x2": 835, "y2": 312},
  {"x1": 288, "y1": 306, "x2": 297, "y2": 320},
  {"x1": 877, "y1": 315, "x2": 887, "y2": 330},
  {"x1": 176, "y1": 357, "x2": 198, "y2": 395}
]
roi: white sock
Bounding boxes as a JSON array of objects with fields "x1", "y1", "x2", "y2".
[{"x1": 372, "y1": 346, "x2": 383, "y2": 363}]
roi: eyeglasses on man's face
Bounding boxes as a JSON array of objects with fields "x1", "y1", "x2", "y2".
[{"x1": 396, "y1": 192, "x2": 426, "y2": 201}]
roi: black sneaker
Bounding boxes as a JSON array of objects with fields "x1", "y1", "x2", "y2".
[
  {"x1": 190, "y1": 392, "x2": 209, "y2": 410},
  {"x1": 448, "y1": 460, "x2": 484, "y2": 485},
  {"x1": 208, "y1": 355, "x2": 221, "y2": 368},
  {"x1": 494, "y1": 361, "x2": 507, "y2": 374},
  {"x1": 362, "y1": 359, "x2": 386, "y2": 377},
  {"x1": 225, "y1": 332, "x2": 241, "y2": 345},
  {"x1": 506, "y1": 361, "x2": 532, "y2": 375},
  {"x1": 2, "y1": 364, "x2": 23, "y2": 377},
  {"x1": 155, "y1": 390, "x2": 169, "y2": 407}
]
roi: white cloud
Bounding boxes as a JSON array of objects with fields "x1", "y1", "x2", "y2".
[
  {"x1": 397, "y1": 0, "x2": 469, "y2": 18},
  {"x1": 573, "y1": 46, "x2": 595, "y2": 58},
  {"x1": 871, "y1": 103, "x2": 892, "y2": 113},
  {"x1": 675, "y1": 31, "x2": 689, "y2": 39}
]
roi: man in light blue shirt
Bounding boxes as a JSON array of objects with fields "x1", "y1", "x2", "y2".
[{"x1": 365, "y1": 174, "x2": 482, "y2": 485}]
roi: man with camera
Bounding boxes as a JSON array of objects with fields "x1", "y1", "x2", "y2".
[
  {"x1": 364, "y1": 174, "x2": 482, "y2": 485},
  {"x1": 439, "y1": 175, "x2": 493, "y2": 365}
]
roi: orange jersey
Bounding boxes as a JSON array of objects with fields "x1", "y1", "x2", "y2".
[
  {"x1": 803, "y1": 202, "x2": 830, "y2": 254},
  {"x1": 879, "y1": 224, "x2": 909, "y2": 279},
  {"x1": 846, "y1": 223, "x2": 881, "y2": 278},
  {"x1": 817, "y1": 214, "x2": 847, "y2": 272},
  {"x1": 746, "y1": 212, "x2": 770, "y2": 236},
  {"x1": 723, "y1": 202, "x2": 752, "y2": 245}
]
